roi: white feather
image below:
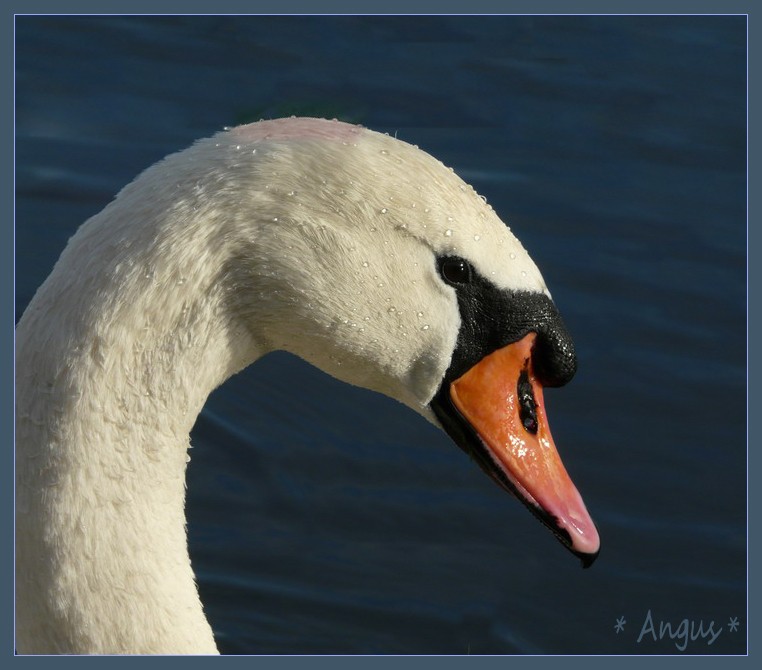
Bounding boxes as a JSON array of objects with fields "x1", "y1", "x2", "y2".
[{"x1": 16, "y1": 118, "x2": 547, "y2": 654}]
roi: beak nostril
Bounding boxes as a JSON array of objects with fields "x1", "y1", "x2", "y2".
[{"x1": 517, "y1": 367, "x2": 539, "y2": 434}]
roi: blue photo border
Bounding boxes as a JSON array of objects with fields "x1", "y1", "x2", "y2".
[{"x1": 3, "y1": 2, "x2": 754, "y2": 667}]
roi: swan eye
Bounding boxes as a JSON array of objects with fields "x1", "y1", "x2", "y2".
[{"x1": 439, "y1": 257, "x2": 472, "y2": 285}]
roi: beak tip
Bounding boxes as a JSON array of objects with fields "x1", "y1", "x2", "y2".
[
  {"x1": 559, "y1": 515, "x2": 600, "y2": 567},
  {"x1": 578, "y1": 548, "x2": 600, "y2": 569},
  {"x1": 557, "y1": 519, "x2": 600, "y2": 568}
]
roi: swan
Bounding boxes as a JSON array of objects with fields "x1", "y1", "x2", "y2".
[{"x1": 15, "y1": 117, "x2": 600, "y2": 655}]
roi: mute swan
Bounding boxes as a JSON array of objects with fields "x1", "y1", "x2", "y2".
[{"x1": 16, "y1": 117, "x2": 599, "y2": 655}]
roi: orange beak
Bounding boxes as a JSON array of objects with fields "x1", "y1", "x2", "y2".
[{"x1": 450, "y1": 333, "x2": 600, "y2": 562}]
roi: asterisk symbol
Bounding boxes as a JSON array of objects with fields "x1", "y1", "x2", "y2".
[
  {"x1": 615, "y1": 616, "x2": 626, "y2": 633},
  {"x1": 728, "y1": 617, "x2": 739, "y2": 633}
]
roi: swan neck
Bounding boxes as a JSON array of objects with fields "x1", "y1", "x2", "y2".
[{"x1": 15, "y1": 194, "x2": 259, "y2": 654}]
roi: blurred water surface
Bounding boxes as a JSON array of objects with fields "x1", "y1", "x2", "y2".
[{"x1": 15, "y1": 15, "x2": 746, "y2": 654}]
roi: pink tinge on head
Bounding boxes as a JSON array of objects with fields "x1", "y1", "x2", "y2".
[{"x1": 230, "y1": 117, "x2": 364, "y2": 143}]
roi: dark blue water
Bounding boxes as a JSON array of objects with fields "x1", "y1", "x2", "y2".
[{"x1": 15, "y1": 16, "x2": 746, "y2": 655}]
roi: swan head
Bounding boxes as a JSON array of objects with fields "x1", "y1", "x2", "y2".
[{"x1": 182, "y1": 118, "x2": 599, "y2": 563}]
